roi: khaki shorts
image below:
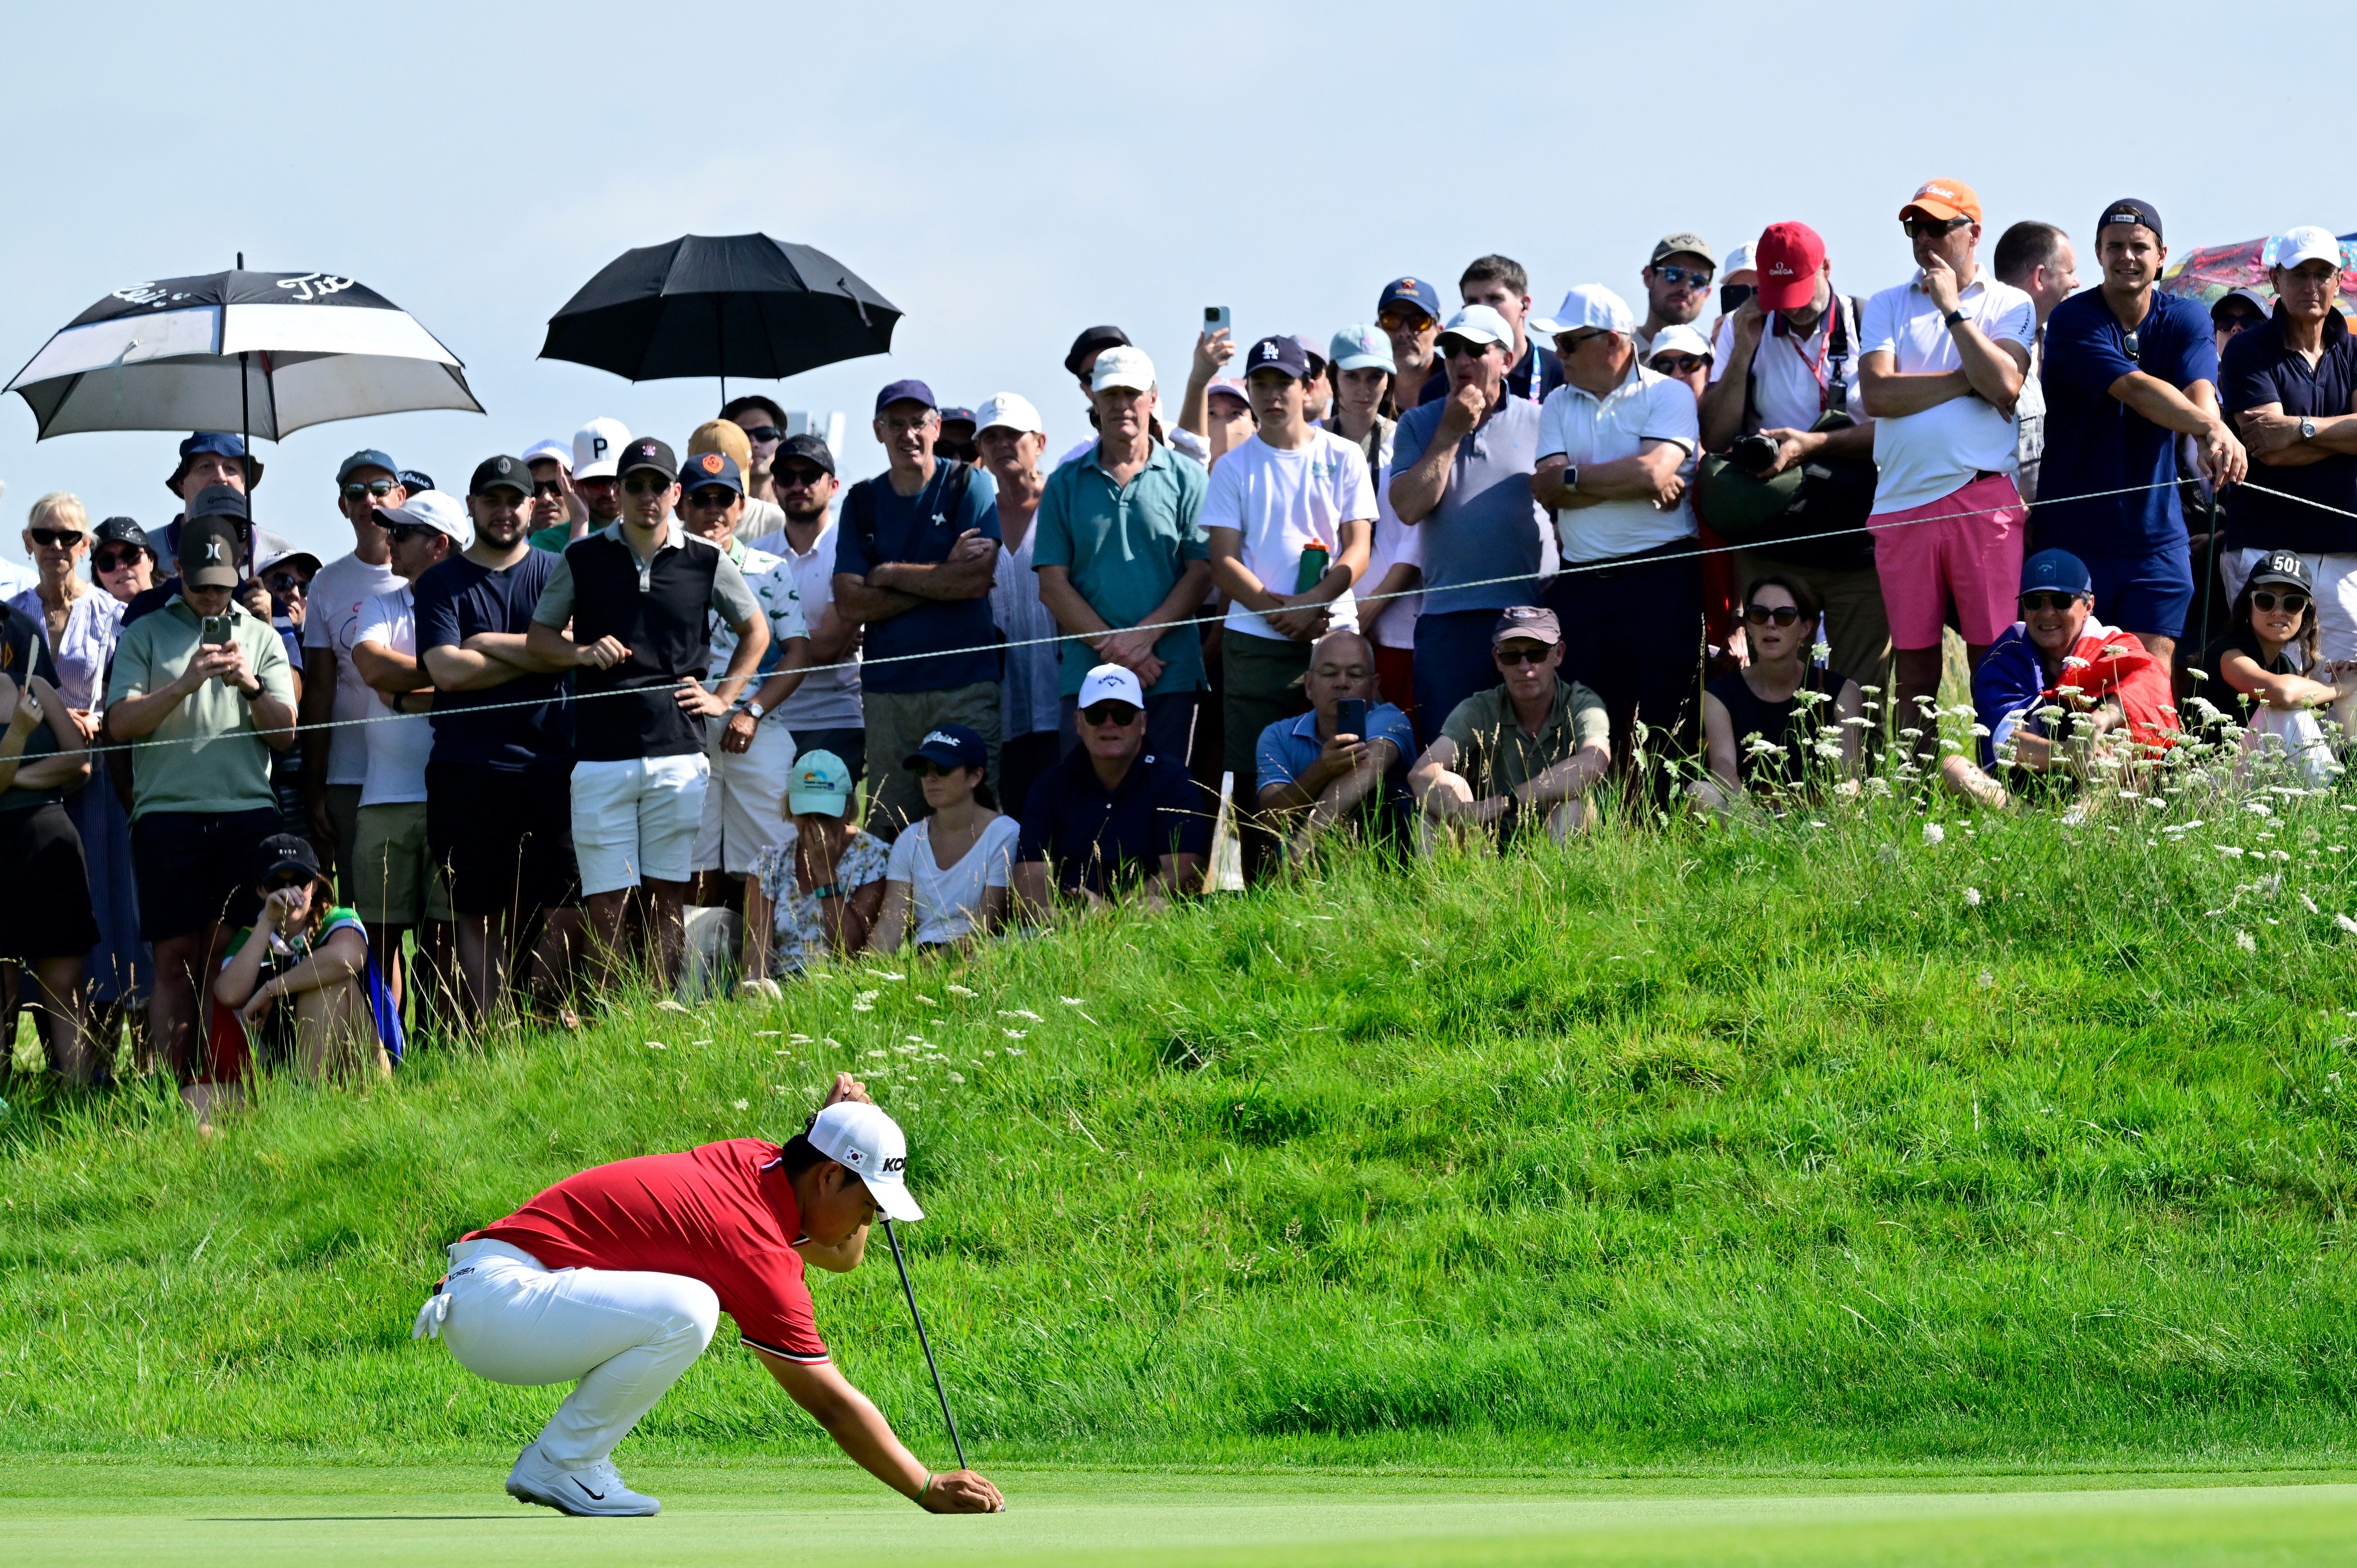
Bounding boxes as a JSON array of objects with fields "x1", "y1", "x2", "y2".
[{"x1": 354, "y1": 801, "x2": 453, "y2": 925}]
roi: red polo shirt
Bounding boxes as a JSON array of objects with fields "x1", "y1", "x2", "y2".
[{"x1": 468, "y1": 1138, "x2": 829, "y2": 1363}]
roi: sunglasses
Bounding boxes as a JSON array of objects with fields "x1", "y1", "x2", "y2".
[
  {"x1": 93, "y1": 547, "x2": 144, "y2": 572},
  {"x1": 2215, "y1": 311, "x2": 2263, "y2": 334},
  {"x1": 264, "y1": 571, "x2": 308, "y2": 594},
  {"x1": 27, "y1": 528, "x2": 84, "y2": 548},
  {"x1": 1652, "y1": 263, "x2": 1714, "y2": 288},
  {"x1": 532, "y1": 479, "x2": 565, "y2": 498},
  {"x1": 2253, "y1": 589, "x2": 2311, "y2": 614},
  {"x1": 1556, "y1": 330, "x2": 1609, "y2": 353},
  {"x1": 2122, "y1": 329, "x2": 2141, "y2": 362},
  {"x1": 741, "y1": 425, "x2": 783, "y2": 445},
  {"x1": 777, "y1": 464, "x2": 829, "y2": 487},
  {"x1": 1744, "y1": 603, "x2": 1804, "y2": 627},
  {"x1": 686, "y1": 486, "x2": 737, "y2": 508},
  {"x1": 622, "y1": 474, "x2": 674, "y2": 496},
  {"x1": 912, "y1": 760, "x2": 970, "y2": 779},
  {"x1": 264, "y1": 871, "x2": 313, "y2": 894},
  {"x1": 1441, "y1": 340, "x2": 1501, "y2": 360},
  {"x1": 381, "y1": 524, "x2": 435, "y2": 546},
  {"x1": 1904, "y1": 215, "x2": 1972, "y2": 238},
  {"x1": 1652, "y1": 355, "x2": 1707, "y2": 375},
  {"x1": 342, "y1": 478, "x2": 398, "y2": 500},
  {"x1": 1080, "y1": 702, "x2": 1141, "y2": 726},
  {"x1": 1378, "y1": 307, "x2": 1436, "y2": 333},
  {"x1": 1494, "y1": 644, "x2": 1552, "y2": 665},
  {"x1": 2020, "y1": 590, "x2": 2085, "y2": 612}
]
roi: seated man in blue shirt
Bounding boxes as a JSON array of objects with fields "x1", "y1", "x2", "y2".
[
  {"x1": 1013, "y1": 665, "x2": 1209, "y2": 919},
  {"x1": 1254, "y1": 628, "x2": 1414, "y2": 865}
]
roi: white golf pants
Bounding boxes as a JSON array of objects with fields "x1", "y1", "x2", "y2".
[{"x1": 425, "y1": 1238, "x2": 718, "y2": 1469}]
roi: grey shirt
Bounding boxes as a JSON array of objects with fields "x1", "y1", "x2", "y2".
[{"x1": 1388, "y1": 397, "x2": 1551, "y2": 616}]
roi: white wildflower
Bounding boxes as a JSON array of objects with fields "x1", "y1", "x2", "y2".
[
  {"x1": 866, "y1": 1049, "x2": 889, "y2": 1059},
  {"x1": 644, "y1": 1040, "x2": 667, "y2": 1050},
  {"x1": 790, "y1": 1033, "x2": 813, "y2": 1043},
  {"x1": 1004, "y1": 1029, "x2": 1028, "y2": 1039},
  {"x1": 1059, "y1": 996, "x2": 1087, "y2": 1007},
  {"x1": 874, "y1": 970, "x2": 906, "y2": 981},
  {"x1": 732, "y1": 1099, "x2": 749, "y2": 1111},
  {"x1": 2337, "y1": 914, "x2": 2357, "y2": 936},
  {"x1": 1004, "y1": 1046, "x2": 1025, "y2": 1055},
  {"x1": 1964, "y1": 887, "x2": 1982, "y2": 907},
  {"x1": 915, "y1": 994, "x2": 939, "y2": 1007},
  {"x1": 2218, "y1": 846, "x2": 2246, "y2": 858},
  {"x1": 856, "y1": 989, "x2": 880, "y2": 1005},
  {"x1": 2271, "y1": 850, "x2": 2292, "y2": 862},
  {"x1": 2061, "y1": 807, "x2": 2087, "y2": 827},
  {"x1": 1922, "y1": 822, "x2": 1946, "y2": 846},
  {"x1": 999, "y1": 1008, "x2": 1043, "y2": 1022},
  {"x1": 2302, "y1": 894, "x2": 2321, "y2": 914},
  {"x1": 655, "y1": 997, "x2": 691, "y2": 1014},
  {"x1": 947, "y1": 984, "x2": 978, "y2": 998},
  {"x1": 946, "y1": 1072, "x2": 966, "y2": 1085},
  {"x1": 1977, "y1": 969, "x2": 1994, "y2": 988},
  {"x1": 2245, "y1": 801, "x2": 2274, "y2": 817},
  {"x1": 823, "y1": 1037, "x2": 843, "y2": 1049},
  {"x1": 2236, "y1": 929, "x2": 2257, "y2": 953},
  {"x1": 852, "y1": 1002, "x2": 875, "y2": 1013}
]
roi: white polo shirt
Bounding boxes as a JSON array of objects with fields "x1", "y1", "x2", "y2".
[
  {"x1": 1858, "y1": 272, "x2": 2037, "y2": 514},
  {"x1": 1536, "y1": 363, "x2": 1700, "y2": 564}
]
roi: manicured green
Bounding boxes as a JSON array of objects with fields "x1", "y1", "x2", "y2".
[{"x1": 8, "y1": 781, "x2": 2357, "y2": 1486}]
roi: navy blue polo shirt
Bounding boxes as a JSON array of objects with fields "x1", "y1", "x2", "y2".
[
  {"x1": 1016, "y1": 745, "x2": 1210, "y2": 898},
  {"x1": 833, "y1": 462, "x2": 1002, "y2": 694},
  {"x1": 2034, "y1": 289, "x2": 2218, "y2": 554},
  {"x1": 2222, "y1": 306, "x2": 2357, "y2": 554}
]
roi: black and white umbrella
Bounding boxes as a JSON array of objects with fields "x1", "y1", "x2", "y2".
[{"x1": 6, "y1": 266, "x2": 482, "y2": 439}]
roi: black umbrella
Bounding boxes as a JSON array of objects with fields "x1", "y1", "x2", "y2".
[{"x1": 539, "y1": 233, "x2": 899, "y2": 400}]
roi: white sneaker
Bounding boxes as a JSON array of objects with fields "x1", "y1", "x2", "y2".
[{"x1": 505, "y1": 1443, "x2": 661, "y2": 1516}]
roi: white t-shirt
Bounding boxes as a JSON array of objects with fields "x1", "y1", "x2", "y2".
[
  {"x1": 746, "y1": 515, "x2": 863, "y2": 730},
  {"x1": 1858, "y1": 272, "x2": 2037, "y2": 514},
  {"x1": 1708, "y1": 298, "x2": 1868, "y2": 433},
  {"x1": 883, "y1": 813, "x2": 1019, "y2": 947},
  {"x1": 304, "y1": 551, "x2": 402, "y2": 787},
  {"x1": 1203, "y1": 429, "x2": 1377, "y2": 641},
  {"x1": 1536, "y1": 365, "x2": 1701, "y2": 564},
  {"x1": 351, "y1": 584, "x2": 433, "y2": 807},
  {"x1": 1357, "y1": 422, "x2": 1423, "y2": 651}
]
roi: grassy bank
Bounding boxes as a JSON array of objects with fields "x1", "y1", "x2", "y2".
[{"x1": 7, "y1": 783, "x2": 2357, "y2": 1473}]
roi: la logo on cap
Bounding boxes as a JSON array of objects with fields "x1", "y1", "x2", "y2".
[{"x1": 1259, "y1": 342, "x2": 1278, "y2": 360}]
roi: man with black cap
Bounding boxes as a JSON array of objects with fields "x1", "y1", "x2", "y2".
[
  {"x1": 2034, "y1": 197, "x2": 2246, "y2": 675},
  {"x1": 1408, "y1": 605, "x2": 1610, "y2": 845},
  {"x1": 103, "y1": 487, "x2": 298, "y2": 1127},
  {"x1": 415, "y1": 456, "x2": 581, "y2": 1026},
  {"x1": 746, "y1": 433, "x2": 868, "y2": 781},
  {"x1": 528, "y1": 437, "x2": 769, "y2": 990},
  {"x1": 302, "y1": 449, "x2": 406, "y2": 885},
  {"x1": 831, "y1": 381, "x2": 1004, "y2": 834}
]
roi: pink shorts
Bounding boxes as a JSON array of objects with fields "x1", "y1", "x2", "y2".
[{"x1": 1869, "y1": 473, "x2": 2025, "y2": 650}]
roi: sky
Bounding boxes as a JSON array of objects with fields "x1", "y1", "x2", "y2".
[{"x1": 1, "y1": 0, "x2": 2349, "y2": 571}]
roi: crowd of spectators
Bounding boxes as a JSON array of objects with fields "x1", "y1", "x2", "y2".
[{"x1": 8, "y1": 187, "x2": 2357, "y2": 1127}]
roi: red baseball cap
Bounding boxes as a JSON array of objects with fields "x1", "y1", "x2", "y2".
[{"x1": 1754, "y1": 222, "x2": 1826, "y2": 312}]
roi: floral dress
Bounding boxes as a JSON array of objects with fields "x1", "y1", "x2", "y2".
[{"x1": 749, "y1": 827, "x2": 890, "y2": 972}]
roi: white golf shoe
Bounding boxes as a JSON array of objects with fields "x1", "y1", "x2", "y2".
[{"x1": 505, "y1": 1443, "x2": 661, "y2": 1517}]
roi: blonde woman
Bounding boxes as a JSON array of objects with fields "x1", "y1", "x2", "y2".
[{"x1": 10, "y1": 493, "x2": 121, "y2": 720}]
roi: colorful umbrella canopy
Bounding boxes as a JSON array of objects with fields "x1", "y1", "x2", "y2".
[{"x1": 2158, "y1": 231, "x2": 2357, "y2": 313}]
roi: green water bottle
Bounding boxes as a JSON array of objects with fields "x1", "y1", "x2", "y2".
[{"x1": 1294, "y1": 540, "x2": 1331, "y2": 595}]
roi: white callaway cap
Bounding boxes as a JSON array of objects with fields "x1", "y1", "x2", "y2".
[
  {"x1": 974, "y1": 391, "x2": 1045, "y2": 436},
  {"x1": 1078, "y1": 662, "x2": 1145, "y2": 709},
  {"x1": 1530, "y1": 285, "x2": 1636, "y2": 337},
  {"x1": 1722, "y1": 241, "x2": 1758, "y2": 276},
  {"x1": 573, "y1": 417, "x2": 632, "y2": 479},
  {"x1": 1435, "y1": 304, "x2": 1514, "y2": 352},
  {"x1": 521, "y1": 438, "x2": 572, "y2": 471},
  {"x1": 1091, "y1": 345, "x2": 1157, "y2": 394},
  {"x1": 2271, "y1": 225, "x2": 2343, "y2": 273},
  {"x1": 807, "y1": 1100, "x2": 923, "y2": 1222}
]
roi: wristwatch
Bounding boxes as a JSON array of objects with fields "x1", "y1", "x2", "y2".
[
  {"x1": 810, "y1": 882, "x2": 841, "y2": 902},
  {"x1": 2301, "y1": 417, "x2": 2318, "y2": 442},
  {"x1": 746, "y1": 699, "x2": 766, "y2": 722},
  {"x1": 1943, "y1": 309, "x2": 1969, "y2": 328},
  {"x1": 1562, "y1": 465, "x2": 1580, "y2": 495}
]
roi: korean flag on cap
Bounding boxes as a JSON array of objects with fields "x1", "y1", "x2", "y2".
[{"x1": 806, "y1": 1101, "x2": 923, "y2": 1221}]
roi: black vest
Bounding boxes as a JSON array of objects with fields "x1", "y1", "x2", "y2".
[{"x1": 564, "y1": 530, "x2": 722, "y2": 761}]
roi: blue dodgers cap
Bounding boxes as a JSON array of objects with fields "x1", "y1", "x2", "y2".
[
  {"x1": 1242, "y1": 334, "x2": 1311, "y2": 380},
  {"x1": 1329, "y1": 324, "x2": 1397, "y2": 373},
  {"x1": 875, "y1": 378, "x2": 937, "y2": 414},
  {"x1": 1378, "y1": 275, "x2": 1442, "y2": 319},
  {"x1": 2020, "y1": 548, "x2": 2094, "y2": 597},
  {"x1": 904, "y1": 723, "x2": 988, "y2": 773},
  {"x1": 337, "y1": 448, "x2": 400, "y2": 484},
  {"x1": 788, "y1": 749, "x2": 856, "y2": 817},
  {"x1": 680, "y1": 449, "x2": 745, "y2": 498}
]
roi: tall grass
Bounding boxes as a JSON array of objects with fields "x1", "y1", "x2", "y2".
[{"x1": 6, "y1": 772, "x2": 2357, "y2": 1474}]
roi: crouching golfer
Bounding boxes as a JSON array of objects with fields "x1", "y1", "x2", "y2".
[{"x1": 413, "y1": 1077, "x2": 1002, "y2": 1516}]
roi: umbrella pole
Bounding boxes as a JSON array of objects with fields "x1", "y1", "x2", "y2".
[
  {"x1": 236, "y1": 251, "x2": 255, "y2": 537},
  {"x1": 717, "y1": 296, "x2": 725, "y2": 410}
]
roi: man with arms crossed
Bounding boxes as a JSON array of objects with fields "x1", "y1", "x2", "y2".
[
  {"x1": 416, "y1": 1078, "x2": 1002, "y2": 1516},
  {"x1": 300, "y1": 449, "x2": 404, "y2": 885},
  {"x1": 748, "y1": 434, "x2": 869, "y2": 780}
]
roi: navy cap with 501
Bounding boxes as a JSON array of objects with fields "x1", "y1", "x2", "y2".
[
  {"x1": 1378, "y1": 276, "x2": 1441, "y2": 319},
  {"x1": 875, "y1": 379, "x2": 937, "y2": 414},
  {"x1": 337, "y1": 448, "x2": 400, "y2": 484},
  {"x1": 904, "y1": 723, "x2": 988, "y2": 773},
  {"x1": 1243, "y1": 335, "x2": 1311, "y2": 380},
  {"x1": 2248, "y1": 550, "x2": 2314, "y2": 593},
  {"x1": 2020, "y1": 548, "x2": 2093, "y2": 598},
  {"x1": 681, "y1": 449, "x2": 745, "y2": 497},
  {"x1": 2096, "y1": 197, "x2": 2163, "y2": 245}
]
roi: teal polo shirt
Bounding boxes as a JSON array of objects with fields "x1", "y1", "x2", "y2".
[{"x1": 1031, "y1": 440, "x2": 1209, "y2": 697}]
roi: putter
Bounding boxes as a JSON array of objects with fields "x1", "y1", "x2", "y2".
[{"x1": 882, "y1": 1215, "x2": 968, "y2": 1471}]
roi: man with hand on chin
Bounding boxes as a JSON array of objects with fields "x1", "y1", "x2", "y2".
[
  {"x1": 417, "y1": 1076, "x2": 1004, "y2": 1518},
  {"x1": 528, "y1": 438, "x2": 769, "y2": 991},
  {"x1": 2032, "y1": 198, "x2": 2245, "y2": 675}
]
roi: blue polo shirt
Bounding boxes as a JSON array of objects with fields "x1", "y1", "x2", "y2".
[
  {"x1": 834, "y1": 462, "x2": 1003, "y2": 694},
  {"x1": 1017, "y1": 745, "x2": 1210, "y2": 898},
  {"x1": 2034, "y1": 289, "x2": 2217, "y2": 554},
  {"x1": 1254, "y1": 702, "x2": 1417, "y2": 790},
  {"x1": 1031, "y1": 440, "x2": 1209, "y2": 697},
  {"x1": 2222, "y1": 306, "x2": 2357, "y2": 554},
  {"x1": 1389, "y1": 399, "x2": 1548, "y2": 615}
]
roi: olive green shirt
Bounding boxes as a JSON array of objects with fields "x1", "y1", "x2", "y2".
[
  {"x1": 105, "y1": 597, "x2": 296, "y2": 820},
  {"x1": 1437, "y1": 676, "x2": 1609, "y2": 798}
]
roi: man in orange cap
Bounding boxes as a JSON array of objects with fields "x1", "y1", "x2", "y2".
[{"x1": 1857, "y1": 178, "x2": 2038, "y2": 756}]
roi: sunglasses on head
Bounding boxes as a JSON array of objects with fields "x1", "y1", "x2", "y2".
[
  {"x1": 622, "y1": 474, "x2": 673, "y2": 495},
  {"x1": 1081, "y1": 702, "x2": 1140, "y2": 726},
  {"x1": 2020, "y1": 590, "x2": 2085, "y2": 612},
  {"x1": 532, "y1": 479, "x2": 564, "y2": 497},
  {"x1": 2253, "y1": 588, "x2": 2311, "y2": 614},
  {"x1": 1744, "y1": 603, "x2": 1804, "y2": 626},
  {"x1": 1652, "y1": 263, "x2": 1713, "y2": 288},
  {"x1": 1652, "y1": 354, "x2": 1707, "y2": 375},
  {"x1": 93, "y1": 547, "x2": 144, "y2": 571},
  {"x1": 342, "y1": 478, "x2": 398, "y2": 500},
  {"x1": 1904, "y1": 215, "x2": 1972, "y2": 238},
  {"x1": 741, "y1": 425, "x2": 783, "y2": 445},
  {"x1": 1494, "y1": 643, "x2": 1552, "y2": 666},
  {"x1": 28, "y1": 528, "x2": 83, "y2": 548}
]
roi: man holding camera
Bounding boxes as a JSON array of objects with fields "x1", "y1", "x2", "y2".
[{"x1": 1699, "y1": 221, "x2": 1887, "y2": 697}]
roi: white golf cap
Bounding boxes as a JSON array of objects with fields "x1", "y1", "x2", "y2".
[
  {"x1": 573, "y1": 417, "x2": 632, "y2": 479},
  {"x1": 1091, "y1": 345, "x2": 1156, "y2": 394},
  {"x1": 1648, "y1": 324, "x2": 1713, "y2": 361},
  {"x1": 1078, "y1": 662, "x2": 1145, "y2": 709},
  {"x1": 1434, "y1": 304, "x2": 1514, "y2": 353},
  {"x1": 2271, "y1": 225, "x2": 2344, "y2": 273},
  {"x1": 1722, "y1": 241, "x2": 1758, "y2": 277},
  {"x1": 1530, "y1": 285, "x2": 1636, "y2": 338},
  {"x1": 521, "y1": 438, "x2": 572, "y2": 470},
  {"x1": 371, "y1": 489, "x2": 471, "y2": 545},
  {"x1": 974, "y1": 391, "x2": 1045, "y2": 436},
  {"x1": 806, "y1": 1100, "x2": 923, "y2": 1222}
]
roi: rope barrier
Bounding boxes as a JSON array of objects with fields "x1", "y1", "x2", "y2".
[{"x1": 23, "y1": 475, "x2": 2341, "y2": 761}]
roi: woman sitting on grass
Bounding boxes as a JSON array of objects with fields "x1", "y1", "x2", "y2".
[
  {"x1": 2193, "y1": 551, "x2": 2355, "y2": 783},
  {"x1": 212, "y1": 834, "x2": 397, "y2": 1086},
  {"x1": 743, "y1": 750, "x2": 888, "y2": 985},
  {"x1": 1690, "y1": 574, "x2": 1861, "y2": 812},
  {"x1": 869, "y1": 725, "x2": 1016, "y2": 957}
]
